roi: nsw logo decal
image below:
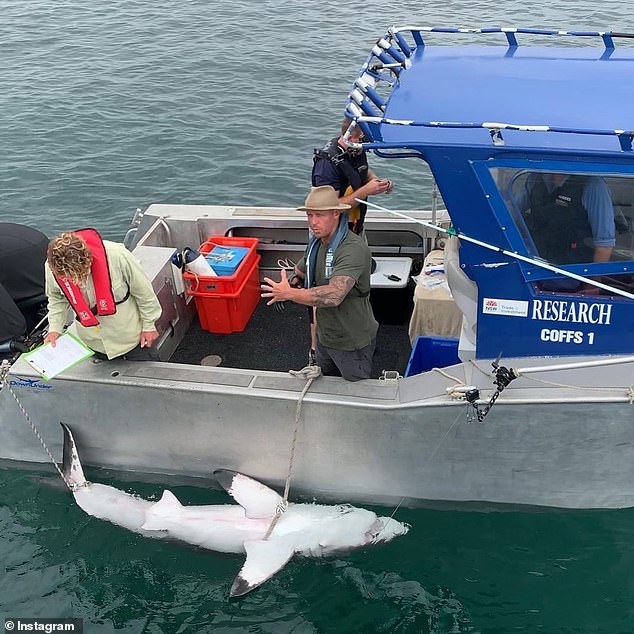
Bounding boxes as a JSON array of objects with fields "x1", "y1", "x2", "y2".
[{"x1": 482, "y1": 298, "x2": 529, "y2": 318}]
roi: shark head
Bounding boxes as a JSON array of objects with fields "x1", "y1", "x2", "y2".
[
  {"x1": 213, "y1": 471, "x2": 410, "y2": 597},
  {"x1": 297, "y1": 504, "x2": 409, "y2": 555},
  {"x1": 365, "y1": 514, "x2": 410, "y2": 545}
]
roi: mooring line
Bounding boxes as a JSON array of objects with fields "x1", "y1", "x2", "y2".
[
  {"x1": 1, "y1": 362, "x2": 72, "y2": 490},
  {"x1": 263, "y1": 365, "x2": 321, "y2": 539}
]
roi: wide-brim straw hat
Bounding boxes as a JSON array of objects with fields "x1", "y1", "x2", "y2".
[{"x1": 297, "y1": 185, "x2": 351, "y2": 211}]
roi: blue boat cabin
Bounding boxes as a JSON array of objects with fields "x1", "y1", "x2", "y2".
[{"x1": 346, "y1": 27, "x2": 634, "y2": 359}]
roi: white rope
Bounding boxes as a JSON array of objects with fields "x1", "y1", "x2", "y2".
[
  {"x1": 263, "y1": 363, "x2": 322, "y2": 539},
  {"x1": 425, "y1": 407, "x2": 466, "y2": 462},
  {"x1": 276, "y1": 257, "x2": 297, "y2": 270},
  {"x1": 518, "y1": 373, "x2": 634, "y2": 397},
  {"x1": 431, "y1": 366, "x2": 466, "y2": 385}
]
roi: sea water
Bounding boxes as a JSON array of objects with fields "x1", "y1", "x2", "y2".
[{"x1": 2, "y1": 1, "x2": 634, "y2": 631}]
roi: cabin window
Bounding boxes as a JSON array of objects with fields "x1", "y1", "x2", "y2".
[{"x1": 490, "y1": 168, "x2": 634, "y2": 266}]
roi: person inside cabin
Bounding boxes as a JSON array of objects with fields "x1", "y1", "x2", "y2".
[
  {"x1": 312, "y1": 116, "x2": 394, "y2": 236},
  {"x1": 260, "y1": 186, "x2": 378, "y2": 381},
  {"x1": 516, "y1": 172, "x2": 616, "y2": 290},
  {"x1": 44, "y1": 230, "x2": 162, "y2": 361}
]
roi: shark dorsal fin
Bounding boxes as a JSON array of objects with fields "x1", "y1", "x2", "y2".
[
  {"x1": 214, "y1": 470, "x2": 282, "y2": 518},
  {"x1": 141, "y1": 489, "x2": 182, "y2": 532},
  {"x1": 230, "y1": 537, "x2": 296, "y2": 597}
]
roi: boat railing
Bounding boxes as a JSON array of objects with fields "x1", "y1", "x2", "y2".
[{"x1": 346, "y1": 26, "x2": 634, "y2": 151}]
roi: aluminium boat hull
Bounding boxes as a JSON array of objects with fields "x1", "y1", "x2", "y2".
[{"x1": 2, "y1": 349, "x2": 633, "y2": 509}]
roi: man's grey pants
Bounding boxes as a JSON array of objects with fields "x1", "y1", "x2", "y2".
[{"x1": 315, "y1": 337, "x2": 376, "y2": 382}]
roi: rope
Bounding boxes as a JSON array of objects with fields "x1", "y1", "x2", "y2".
[
  {"x1": 276, "y1": 257, "x2": 297, "y2": 270},
  {"x1": 1, "y1": 364, "x2": 72, "y2": 490},
  {"x1": 263, "y1": 363, "x2": 322, "y2": 540},
  {"x1": 388, "y1": 497, "x2": 405, "y2": 521},
  {"x1": 431, "y1": 366, "x2": 466, "y2": 385},
  {"x1": 370, "y1": 495, "x2": 408, "y2": 544},
  {"x1": 520, "y1": 373, "x2": 634, "y2": 397},
  {"x1": 469, "y1": 358, "x2": 633, "y2": 399}
]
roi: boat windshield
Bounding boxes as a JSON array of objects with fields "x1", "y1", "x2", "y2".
[{"x1": 491, "y1": 167, "x2": 634, "y2": 268}]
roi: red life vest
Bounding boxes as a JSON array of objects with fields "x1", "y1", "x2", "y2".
[{"x1": 53, "y1": 228, "x2": 116, "y2": 327}]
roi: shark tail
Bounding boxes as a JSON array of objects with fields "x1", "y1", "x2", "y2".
[
  {"x1": 141, "y1": 489, "x2": 183, "y2": 531},
  {"x1": 60, "y1": 422, "x2": 87, "y2": 489}
]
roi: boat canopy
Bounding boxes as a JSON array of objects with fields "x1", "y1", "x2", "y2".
[{"x1": 346, "y1": 27, "x2": 634, "y2": 154}]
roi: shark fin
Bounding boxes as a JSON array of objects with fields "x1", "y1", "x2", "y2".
[
  {"x1": 60, "y1": 422, "x2": 87, "y2": 489},
  {"x1": 141, "y1": 489, "x2": 182, "y2": 531},
  {"x1": 230, "y1": 537, "x2": 296, "y2": 597},
  {"x1": 214, "y1": 470, "x2": 283, "y2": 519}
]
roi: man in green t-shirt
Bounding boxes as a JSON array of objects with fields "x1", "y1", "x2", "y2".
[{"x1": 261, "y1": 186, "x2": 378, "y2": 381}]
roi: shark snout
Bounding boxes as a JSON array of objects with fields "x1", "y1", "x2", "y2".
[{"x1": 367, "y1": 516, "x2": 410, "y2": 544}]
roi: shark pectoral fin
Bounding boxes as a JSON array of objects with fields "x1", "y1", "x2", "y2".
[
  {"x1": 230, "y1": 537, "x2": 296, "y2": 598},
  {"x1": 214, "y1": 470, "x2": 283, "y2": 519},
  {"x1": 140, "y1": 489, "x2": 182, "y2": 531}
]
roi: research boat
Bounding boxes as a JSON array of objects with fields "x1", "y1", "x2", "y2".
[{"x1": 1, "y1": 26, "x2": 633, "y2": 509}]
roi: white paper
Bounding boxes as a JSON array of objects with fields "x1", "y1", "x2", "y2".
[{"x1": 22, "y1": 332, "x2": 94, "y2": 380}]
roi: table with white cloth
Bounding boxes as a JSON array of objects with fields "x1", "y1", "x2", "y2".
[{"x1": 408, "y1": 249, "x2": 462, "y2": 344}]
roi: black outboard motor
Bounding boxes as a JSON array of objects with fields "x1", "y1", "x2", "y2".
[{"x1": 0, "y1": 223, "x2": 49, "y2": 356}]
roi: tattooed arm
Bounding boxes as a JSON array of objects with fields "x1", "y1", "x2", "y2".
[
  {"x1": 305, "y1": 275, "x2": 355, "y2": 307},
  {"x1": 261, "y1": 269, "x2": 355, "y2": 308}
]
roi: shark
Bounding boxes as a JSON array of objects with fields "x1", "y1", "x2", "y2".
[{"x1": 60, "y1": 422, "x2": 409, "y2": 596}]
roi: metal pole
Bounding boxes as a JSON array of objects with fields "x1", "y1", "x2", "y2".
[
  {"x1": 516, "y1": 355, "x2": 634, "y2": 375},
  {"x1": 360, "y1": 198, "x2": 634, "y2": 301}
]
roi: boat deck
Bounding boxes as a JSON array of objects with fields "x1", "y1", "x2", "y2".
[{"x1": 170, "y1": 297, "x2": 414, "y2": 378}]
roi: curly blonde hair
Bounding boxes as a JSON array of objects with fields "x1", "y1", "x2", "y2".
[{"x1": 47, "y1": 232, "x2": 92, "y2": 283}]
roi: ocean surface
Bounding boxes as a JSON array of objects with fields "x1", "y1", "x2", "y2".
[{"x1": 2, "y1": 1, "x2": 634, "y2": 632}]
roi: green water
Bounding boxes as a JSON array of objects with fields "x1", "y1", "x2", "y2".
[
  {"x1": 3, "y1": 1, "x2": 634, "y2": 631},
  {"x1": 3, "y1": 465, "x2": 634, "y2": 633}
]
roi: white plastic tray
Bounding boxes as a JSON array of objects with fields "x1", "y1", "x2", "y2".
[{"x1": 370, "y1": 257, "x2": 413, "y2": 289}]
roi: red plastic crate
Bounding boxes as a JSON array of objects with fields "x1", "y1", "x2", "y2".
[
  {"x1": 183, "y1": 236, "x2": 259, "y2": 295},
  {"x1": 191, "y1": 255, "x2": 261, "y2": 333}
]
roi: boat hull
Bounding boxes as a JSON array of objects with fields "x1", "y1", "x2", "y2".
[
  {"x1": 3, "y1": 356, "x2": 633, "y2": 509},
  {"x1": 2, "y1": 204, "x2": 632, "y2": 509}
]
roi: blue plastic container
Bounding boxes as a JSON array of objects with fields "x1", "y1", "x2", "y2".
[
  {"x1": 206, "y1": 245, "x2": 250, "y2": 276},
  {"x1": 405, "y1": 336, "x2": 460, "y2": 377}
]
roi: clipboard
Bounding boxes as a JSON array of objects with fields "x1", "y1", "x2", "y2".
[{"x1": 22, "y1": 332, "x2": 95, "y2": 381}]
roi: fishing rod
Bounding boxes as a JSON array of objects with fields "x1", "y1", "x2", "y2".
[{"x1": 360, "y1": 198, "x2": 634, "y2": 301}]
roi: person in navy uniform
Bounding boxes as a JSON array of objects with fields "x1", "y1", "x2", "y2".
[
  {"x1": 312, "y1": 117, "x2": 394, "y2": 235},
  {"x1": 515, "y1": 172, "x2": 616, "y2": 291},
  {"x1": 518, "y1": 172, "x2": 616, "y2": 266}
]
